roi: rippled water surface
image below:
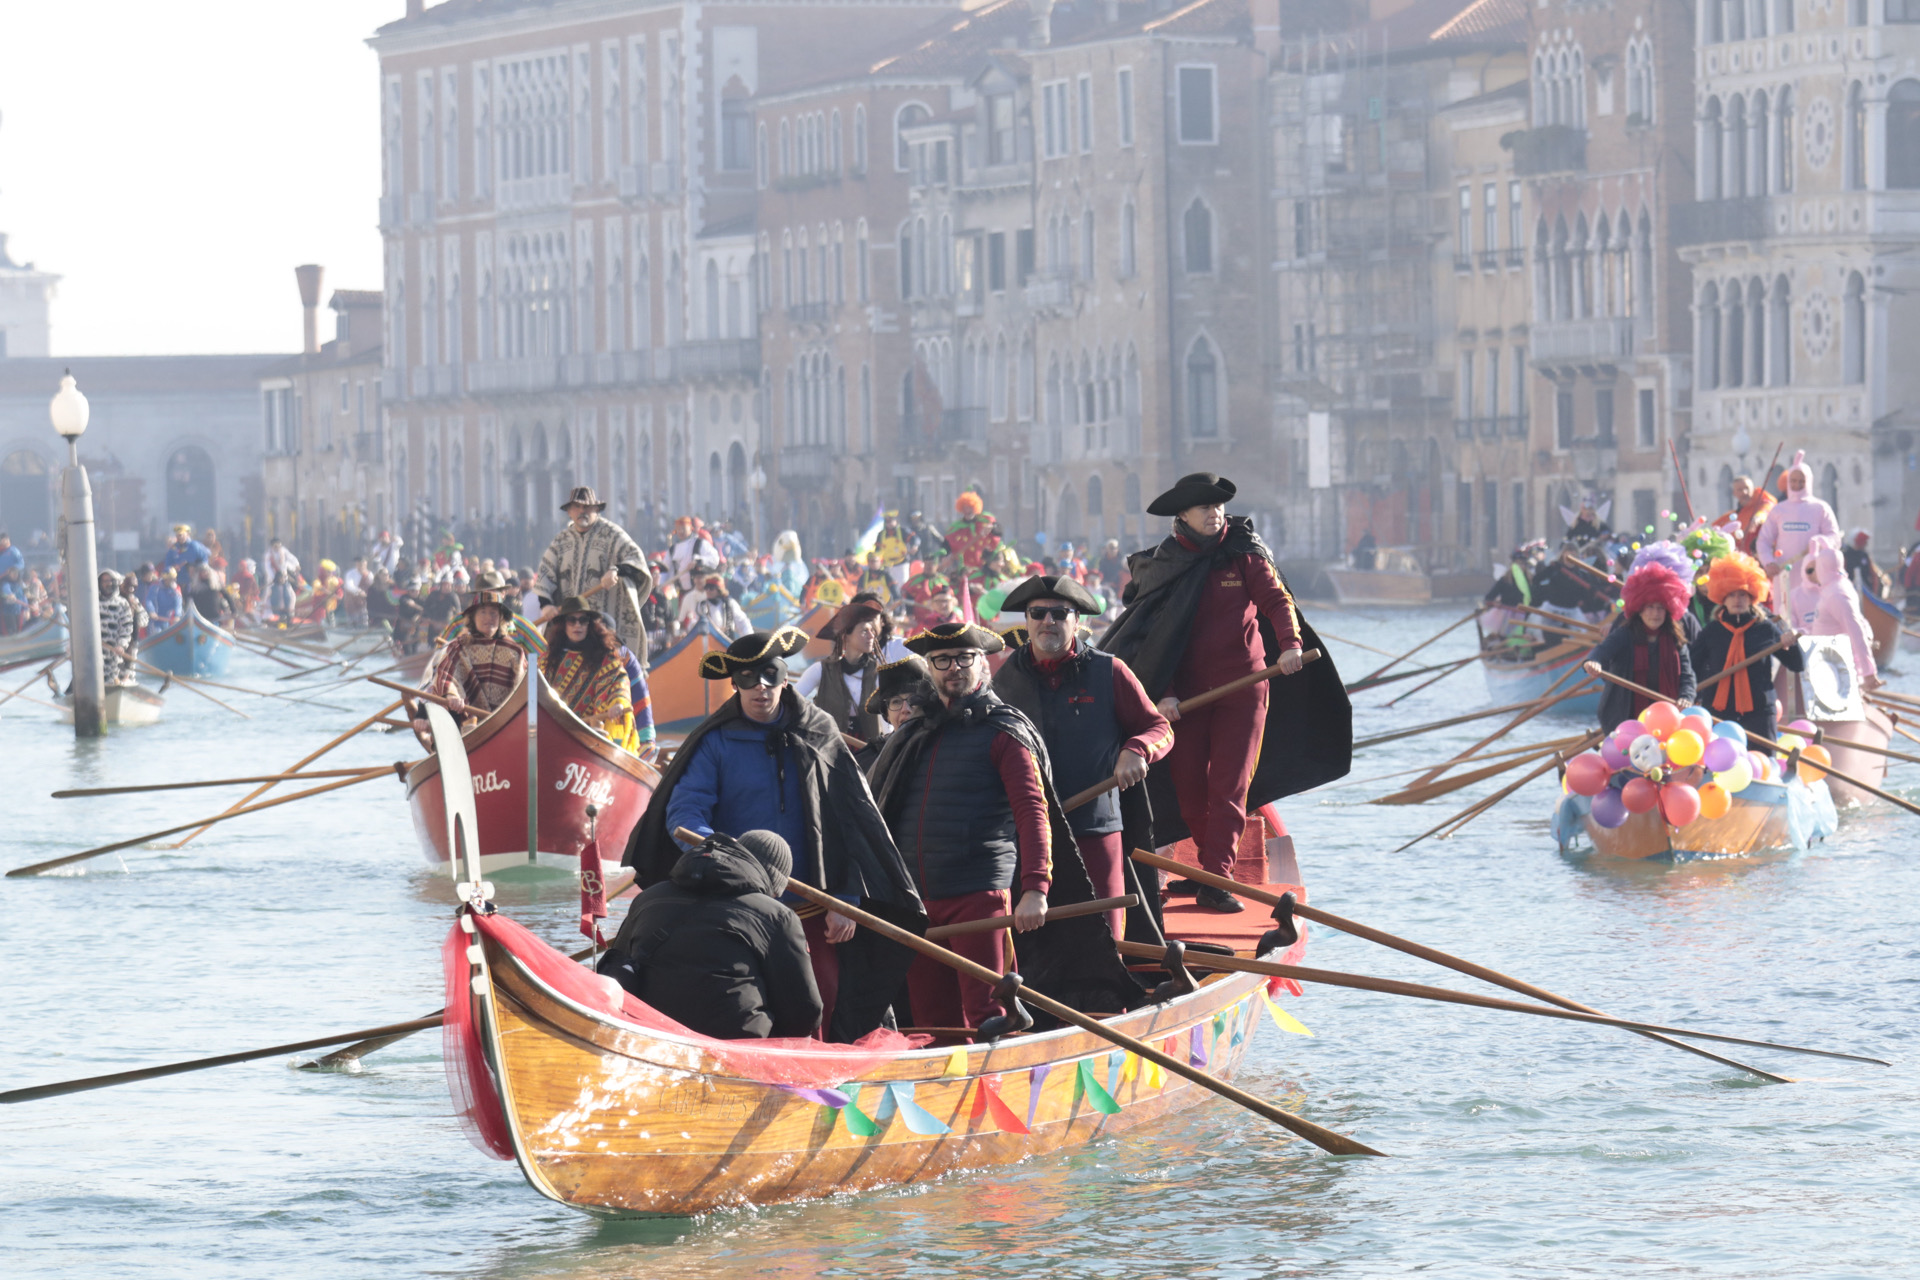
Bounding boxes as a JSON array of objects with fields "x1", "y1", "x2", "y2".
[{"x1": 4, "y1": 607, "x2": 1915, "y2": 1278}]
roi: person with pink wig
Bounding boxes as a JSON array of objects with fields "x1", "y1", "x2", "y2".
[{"x1": 1583, "y1": 562, "x2": 1697, "y2": 729}]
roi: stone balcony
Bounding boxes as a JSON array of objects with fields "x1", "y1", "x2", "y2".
[
  {"x1": 1505, "y1": 125, "x2": 1586, "y2": 177},
  {"x1": 1695, "y1": 385, "x2": 1871, "y2": 434},
  {"x1": 776, "y1": 444, "x2": 835, "y2": 487},
  {"x1": 1530, "y1": 317, "x2": 1635, "y2": 372}
]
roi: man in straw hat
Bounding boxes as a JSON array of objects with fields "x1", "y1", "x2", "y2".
[
  {"x1": 1100, "y1": 472, "x2": 1351, "y2": 912},
  {"x1": 868, "y1": 622, "x2": 1141, "y2": 1034},
  {"x1": 420, "y1": 585, "x2": 526, "y2": 724},
  {"x1": 535, "y1": 485, "x2": 654, "y2": 662},
  {"x1": 620, "y1": 627, "x2": 924, "y2": 1041},
  {"x1": 993, "y1": 575, "x2": 1172, "y2": 939}
]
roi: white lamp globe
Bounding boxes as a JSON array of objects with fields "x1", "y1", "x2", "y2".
[{"x1": 50, "y1": 373, "x2": 90, "y2": 439}]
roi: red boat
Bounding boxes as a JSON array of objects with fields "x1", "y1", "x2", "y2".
[{"x1": 404, "y1": 665, "x2": 660, "y2": 876}]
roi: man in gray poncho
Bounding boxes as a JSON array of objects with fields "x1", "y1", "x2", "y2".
[{"x1": 535, "y1": 486, "x2": 655, "y2": 662}]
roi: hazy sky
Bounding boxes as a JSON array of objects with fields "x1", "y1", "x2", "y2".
[{"x1": 0, "y1": 1, "x2": 397, "y2": 357}]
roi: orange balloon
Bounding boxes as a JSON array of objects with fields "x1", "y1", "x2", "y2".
[
  {"x1": 1697, "y1": 781, "x2": 1732, "y2": 820},
  {"x1": 1798, "y1": 743, "x2": 1832, "y2": 784},
  {"x1": 1639, "y1": 702, "x2": 1683, "y2": 741}
]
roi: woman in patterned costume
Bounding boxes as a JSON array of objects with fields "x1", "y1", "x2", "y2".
[
  {"x1": 424, "y1": 588, "x2": 526, "y2": 722},
  {"x1": 541, "y1": 596, "x2": 641, "y2": 753}
]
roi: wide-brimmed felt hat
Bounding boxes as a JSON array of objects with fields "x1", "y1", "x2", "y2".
[
  {"x1": 1147, "y1": 471, "x2": 1237, "y2": 517},
  {"x1": 555, "y1": 596, "x2": 599, "y2": 619},
  {"x1": 863, "y1": 656, "x2": 934, "y2": 715},
  {"x1": 463, "y1": 589, "x2": 508, "y2": 619},
  {"x1": 560, "y1": 485, "x2": 608, "y2": 512},
  {"x1": 903, "y1": 621, "x2": 1005, "y2": 656},
  {"x1": 817, "y1": 599, "x2": 884, "y2": 641},
  {"x1": 1001, "y1": 574, "x2": 1102, "y2": 616},
  {"x1": 698, "y1": 626, "x2": 808, "y2": 680},
  {"x1": 471, "y1": 569, "x2": 509, "y2": 592}
]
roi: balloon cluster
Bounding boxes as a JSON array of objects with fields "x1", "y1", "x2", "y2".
[{"x1": 1563, "y1": 704, "x2": 1828, "y2": 829}]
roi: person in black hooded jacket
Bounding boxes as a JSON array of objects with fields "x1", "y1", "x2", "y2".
[{"x1": 597, "y1": 830, "x2": 823, "y2": 1040}]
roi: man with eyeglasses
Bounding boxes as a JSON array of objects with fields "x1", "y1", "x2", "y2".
[
  {"x1": 621, "y1": 627, "x2": 924, "y2": 1041},
  {"x1": 993, "y1": 576, "x2": 1172, "y2": 939}
]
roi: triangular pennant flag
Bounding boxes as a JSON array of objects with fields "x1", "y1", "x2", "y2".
[
  {"x1": 839, "y1": 1083, "x2": 880, "y2": 1137},
  {"x1": 1145, "y1": 1056, "x2": 1165, "y2": 1089},
  {"x1": 1107, "y1": 1049, "x2": 1125, "y2": 1096},
  {"x1": 1189, "y1": 1024, "x2": 1209, "y2": 1067},
  {"x1": 1077, "y1": 1058, "x2": 1122, "y2": 1115},
  {"x1": 976, "y1": 1074, "x2": 1030, "y2": 1135},
  {"x1": 943, "y1": 1047, "x2": 970, "y2": 1078},
  {"x1": 886, "y1": 1081, "x2": 951, "y2": 1135},
  {"x1": 772, "y1": 1083, "x2": 850, "y2": 1108},
  {"x1": 1230, "y1": 1000, "x2": 1247, "y2": 1048},
  {"x1": 1121, "y1": 1051, "x2": 1139, "y2": 1084},
  {"x1": 1261, "y1": 988, "x2": 1315, "y2": 1037},
  {"x1": 1026, "y1": 1062, "x2": 1053, "y2": 1129}
]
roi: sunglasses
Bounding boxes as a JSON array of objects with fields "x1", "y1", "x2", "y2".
[
  {"x1": 927, "y1": 651, "x2": 980, "y2": 670},
  {"x1": 1025, "y1": 606, "x2": 1073, "y2": 622},
  {"x1": 730, "y1": 666, "x2": 787, "y2": 690}
]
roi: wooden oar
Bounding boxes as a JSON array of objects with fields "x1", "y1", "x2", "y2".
[
  {"x1": 1353, "y1": 607, "x2": 1483, "y2": 686},
  {"x1": 1345, "y1": 655, "x2": 1473, "y2": 696},
  {"x1": 0, "y1": 1016, "x2": 447, "y2": 1104},
  {"x1": 1584, "y1": 668, "x2": 1920, "y2": 817},
  {"x1": 1393, "y1": 734, "x2": 1601, "y2": 850},
  {"x1": 1060, "y1": 650, "x2": 1323, "y2": 812},
  {"x1": 671, "y1": 829, "x2": 1383, "y2": 1155},
  {"x1": 1112, "y1": 942, "x2": 1884, "y2": 1066},
  {"x1": 1811, "y1": 730, "x2": 1920, "y2": 768},
  {"x1": 1312, "y1": 630, "x2": 1397, "y2": 659},
  {"x1": 7, "y1": 767, "x2": 395, "y2": 877},
  {"x1": 367, "y1": 673, "x2": 454, "y2": 712},
  {"x1": 133, "y1": 661, "x2": 250, "y2": 719},
  {"x1": 1353, "y1": 694, "x2": 1587, "y2": 750},
  {"x1": 926, "y1": 895, "x2": 1137, "y2": 940},
  {"x1": 1692, "y1": 633, "x2": 1798, "y2": 695},
  {"x1": 1370, "y1": 735, "x2": 1587, "y2": 806},
  {"x1": 225, "y1": 635, "x2": 312, "y2": 671},
  {"x1": 1505, "y1": 601, "x2": 1609, "y2": 637},
  {"x1": 1334, "y1": 734, "x2": 1591, "y2": 791},
  {"x1": 0, "y1": 656, "x2": 62, "y2": 711},
  {"x1": 52, "y1": 767, "x2": 404, "y2": 799},
  {"x1": 131, "y1": 665, "x2": 347, "y2": 710},
  {"x1": 162, "y1": 699, "x2": 405, "y2": 850},
  {"x1": 1378, "y1": 655, "x2": 1478, "y2": 707},
  {"x1": 1128, "y1": 848, "x2": 1793, "y2": 1081},
  {"x1": 1406, "y1": 673, "x2": 1598, "y2": 789}
]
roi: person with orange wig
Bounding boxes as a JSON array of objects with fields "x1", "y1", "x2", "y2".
[{"x1": 1689, "y1": 551, "x2": 1803, "y2": 751}]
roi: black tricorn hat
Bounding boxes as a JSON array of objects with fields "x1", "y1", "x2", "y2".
[
  {"x1": 862, "y1": 656, "x2": 934, "y2": 715},
  {"x1": 903, "y1": 621, "x2": 1005, "y2": 656},
  {"x1": 1000, "y1": 574, "x2": 1103, "y2": 616},
  {"x1": 1147, "y1": 471, "x2": 1237, "y2": 517},
  {"x1": 560, "y1": 485, "x2": 608, "y2": 512},
  {"x1": 816, "y1": 599, "x2": 884, "y2": 641},
  {"x1": 698, "y1": 626, "x2": 808, "y2": 680}
]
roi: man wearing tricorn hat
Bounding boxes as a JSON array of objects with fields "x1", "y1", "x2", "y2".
[
  {"x1": 620, "y1": 627, "x2": 923, "y2": 1041},
  {"x1": 1101, "y1": 472, "x2": 1350, "y2": 912},
  {"x1": 993, "y1": 575, "x2": 1172, "y2": 939},
  {"x1": 534, "y1": 486, "x2": 654, "y2": 663}
]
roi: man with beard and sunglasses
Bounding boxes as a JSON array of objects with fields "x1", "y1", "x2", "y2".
[
  {"x1": 992, "y1": 576, "x2": 1172, "y2": 940},
  {"x1": 620, "y1": 627, "x2": 923, "y2": 1042}
]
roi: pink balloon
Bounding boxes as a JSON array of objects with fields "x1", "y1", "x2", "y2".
[
  {"x1": 1621, "y1": 776, "x2": 1661, "y2": 813},
  {"x1": 1566, "y1": 753, "x2": 1612, "y2": 797},
  {"x1": 1600, "y1": 739, "x2": 1631, "y2": 771},
  {"x1": 1660, "y1": 782, "x2": 1702, "y2": 826}
]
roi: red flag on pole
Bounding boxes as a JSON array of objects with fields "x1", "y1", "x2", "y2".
[{"x1": 579, "y1": 807, "x2": 607, "y2": 944}]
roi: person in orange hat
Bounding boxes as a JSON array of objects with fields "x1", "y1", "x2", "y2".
[{"x1": 1690, "y1": 552, "x2": 1802, "y2": 750}]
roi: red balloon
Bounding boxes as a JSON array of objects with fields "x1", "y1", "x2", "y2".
[
  {"x1": 1621, "y1": 776, "x2": 1661, "y2": 813},
  {"x1": 1660, "y1": 782, "x2": 1702, "y2": 827},
  {"x1": 1565, "y1": 752, "x2": 1612, "y2": 797}
]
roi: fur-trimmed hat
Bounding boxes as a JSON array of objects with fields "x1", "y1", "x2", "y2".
[
  {"x1": 1622, "y1": 562, "x2": 1691, "y2": 622},
  {"x1": 1000, "y1": 574, "x2": 1102, "y2": 616},
  {"x1": 698, "y1": 626, "x2": 808, "y2": 680},
  {"x1": 903, "y1": 621, "x2": 1005, "y2": 656},
  {"x1": 1706, "y1": 551, "x2": 1770, "y2": 606},
  {"x1": 1147, "y1": 472, "x2": 1237, "y2": 517},
  {"x1": 863, "y1": 656, "x2": 934, "y2": 715}
]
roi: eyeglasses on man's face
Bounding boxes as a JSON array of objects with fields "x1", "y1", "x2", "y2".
[
  {"x1": 1025, "y1": 606, "x2": 1072, "y2": 622},
  {"x1": 927, "y1": 650, "x2": 980, "y2": 671},
  {"x1": 731, "y1": 666, "x2": 787, "y2": 690}
]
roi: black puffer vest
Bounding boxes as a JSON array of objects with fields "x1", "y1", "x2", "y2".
[
  {"x1": 994, "y1": 643, "x2": 1122, "y2": 837},
  {"x1": 894, "y1": 689, "x2": 1018, "y2": 898},
  {"x1": 812, "y1": 654, "x2": 881, "y2": 741}
]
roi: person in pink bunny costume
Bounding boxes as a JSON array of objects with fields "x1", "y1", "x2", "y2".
[
  {"x1": 1787, "y1": 533, "x2": 1882, "y2": 690},
  {"x1": 1754, "y1": 451, "x2": 1840, "y2": 607}
]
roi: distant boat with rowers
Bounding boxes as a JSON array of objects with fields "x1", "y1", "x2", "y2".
[
  {"x1": 0, "y1": 609, "x2": 69, "y2": 669},
  {"x1": 1480, "y1": 637, "x2": 1602, "y2": 719},
  {"x1": 142, "y1": 601, "x2": 236, "y2": 678},
  {"x1": 1322, "y1": 547, "x2": 1432, "y2": 607},
  {"x1": 644, "y1": 616, "x2": 732, "y2": 730}
]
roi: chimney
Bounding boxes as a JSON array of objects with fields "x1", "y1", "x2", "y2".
[
  {"x1": 406, "y1": 0, "x2": 424, "y2": 17},
  {"x1": 1028, "y1": 0, "x2": 1055, "y2": 47},
  {"x1": 295, "y1": 264, "x2": 325, "y2": 355}
]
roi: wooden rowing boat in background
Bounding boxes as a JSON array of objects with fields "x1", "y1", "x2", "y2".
[
  {"x1": 644, "y1": 617, "x2": 729, "y2": 730},
  {"x1": 1481, "y1": 638, "x2": 1600, "y2": 719},
  {"x1": 1552, "y1": 775, "x2": 1837, "y2": 861},
  {"x1": 56, "y1": 683, "x2": 165, "y2": 727},
  {"x1": 140, "y1": 602, "x2": 235, "y2": 678},
  {"x1": 403, "y1": 666, "x2": 658, "y2": 876},
  {"x1": 1323, "y1": 549, "x2": 1432, "y2": 607},
  {"x1": 1861, "y1": 591, "x2": 1900, "y2": 671},
  {"x1": 0, "y1": 610, "x2": 68, "y2": 668}
]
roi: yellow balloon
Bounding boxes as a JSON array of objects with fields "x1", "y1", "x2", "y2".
[
  {"x1": 1697, "y1": 781, "x2": 1732, "y2": 820},
  {"x1": 1666, "y1": 728, "x2": 1704, "y2": 768},
  {"x1": 1721, "y1": 758, "x2": 1754, "y2": 793}
]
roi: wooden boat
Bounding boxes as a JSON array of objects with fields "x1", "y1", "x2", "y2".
[
  {"x1": 1861, "y1": 590, "x2": 1900, "y2": 670},
  {"x1": 792, "y1": 601, "x2": 838, "y2": 662},
  {"x1": 56, "y1": 682, "x2": 165, "y2": 727},
  {"x1": 142, "y1": 601, "x2": 236, "y2": 678},
  {"x1": 1816, "y1": 704, "x2": 1893, "y2": 807},
  {"x1": 1480, "y1": 638, "x2": 1601, "y2": 719},
  {"x1": 0, "y1": 610, "x2": 68, "y2": 668},
  {"x1": 1552, "y1": 774, "x2": 1837, "y2": 861},
  {"x1": 426, "y1": 706, "x2": 1314, "y2": 1217},
  {"x1": 742, "y1": 582, "x2": 802, "y2": 631},
  {"x1": 645, "y1": 617, "x2": 730, "y2": 730},
  {"x1": 1323, "y1": 549, "x2": 1431, "y2": 607},
  {"x1": 403, "y1": 665, "x2": 659, "y2": 877}
]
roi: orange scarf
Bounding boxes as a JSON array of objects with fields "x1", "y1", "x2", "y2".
[{"x1": 1710, "y1": 616, "x2": 1755, "y2": 715}]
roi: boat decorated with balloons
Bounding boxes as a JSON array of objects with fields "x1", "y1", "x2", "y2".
[{"x1": 1552, "y1": 701, "x2": 1838, "y2": 861}]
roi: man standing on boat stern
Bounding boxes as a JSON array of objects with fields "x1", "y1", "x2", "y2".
[
  {"x1": 992, "y1": 576, "x2": 1172, "y2": 939},
  {"x1": 534, "y1": 487, "x2": 655, "y2": 664},
  {"x1": 868, "y1": 622, "x2": 1058, "y2": 1032},
  {"x1": 1101, "y1": 473, "x2": 1352, "y2": 913},
  {"x1": 620, "y1": 628, "x2": 924, "y2": 1042}
]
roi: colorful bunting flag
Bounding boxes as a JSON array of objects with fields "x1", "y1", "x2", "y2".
[
  {"x1": 943, "y1": 1047, "x2": 969, "y2": 1078},
  {"x1": 875, "y1": 1080, "x2": 950, "y2": 1135},
  {"x1": 838, "y1": 1083, "x2": 880, "y2": 1137},
  {"x1": 1107, "y1": 1049, "x2": 1125, "y2": 1096},
  {"x1": 1260, "y1": 988, "x2": 1315, "y2": 1037},
  {"x1": 1120, "y1": 1051, "x2": 1139, "y2": 1084},
  {"x1": 1230, "y1": 1001, "x2": 1247, "y2": 1048},
  {"x1": 1189, "y1": 1024, "x2": 1209, "y2": 1067},
  {"x1": 1077, "y1": 1058, "x2": 1122, "y2": 1115},
  {"x1": 772, "y1": 1084, "x2": 849, "y2": 1108},
  {"x1": 1026, "y1": 1063, "x2": 1053, "y2": 1129},
  {"x1": 968, "y1": 1074, "x2": 1030, "y2": 1134}
]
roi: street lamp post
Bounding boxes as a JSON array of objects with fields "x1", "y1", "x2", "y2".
[
  {"x1": 51, "y1": 373, "x2": 104, "y2": 738},
  {"x1": 749, "y1": 462, "x2": 767, "y2": 557}
]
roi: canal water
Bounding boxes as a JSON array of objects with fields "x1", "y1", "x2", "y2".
[{"x1": 3, "y1": 605, "x2": 1914, "y2": 1278}]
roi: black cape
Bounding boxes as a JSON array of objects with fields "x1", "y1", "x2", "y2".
[
  {"x1": 868, "y1": 689, "x2": 1146, "y2": 1021},
  {"x1": 618, "y1": 687, "x2": 925, "y2": 1041},
  {"x1": 1098, "y1": 517, "x2": 1352, "y2": 845}
]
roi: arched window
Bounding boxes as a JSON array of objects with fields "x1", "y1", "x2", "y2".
[
  {"x1": 1748, "y1": 277, "x2": 1767, "y2": 387},
  {"x1": 1769, "y1": 275, "x2": 1791, "y2": 386},
  {"x1": 1701, "y1": 98, "x2": 1723, "y2": 200},
  {"x1": 1636, "y1": 211, "x2": 1654, "y2": 317},
  {"x1": 1820, "y1": 462, "x2": 1840, "y2": 510},
  {"x1": 991, "y1": 334, "x2": 1009, "y2": 421},
  {"x1": 1183, "y1": 198, "x2": 1213, "y2": 273},
  {"x1": 1046, "y1": 355, "x2": 1063, "y2": 427},
  {"x1": 1120, "y1": 201, "x2": 1137, "y2": 277},
  {"x1": 1888, "y1": 80, "x2": 1920, "y2": 189},
  {"x1": 1186, "y1": 338, "x2": 1219, "y2": 438},
  {"x1": 1726, "y1": 0, "x2": 1745, "y2": 41},
  {"x1": 1087, "y1": 473, "x2": 1103, "y2": 522},
  {"x1": 1725, "y1": 284, "x2": 1746, "y2": 387},
  {"x1": 856, "y1": 219, "x2": 870, "y2": 301},
  {"x1": 1574, "y1": 214, "x2": 1592, "y2": 317},
  {"x1": 779, "y1": 117, "x2": 792, "y2": 176},
  {"x1": 1846, "y1": 82, "x2": 1866, "y2": 190},
  {"x1": 1844, "y1": 271, "x2": 1866, "y2": 384},
  {"x1": 1705, "y1": 0, "x2": 1723, "y2": 42},
  {"x1": 1748, "y1": 91, "x2": 1769, "y2": 196},
  {"x1": 1124, "y1": 472, "x2": 1141, "y2": 515},
  {"x1": 1533, "y1": 217, "x2": 1552, "y2": 316},
  {"x1": 895, "y1": 102, "x2": 930, "y2": 170},
  {"x1": 704, "y1": 260, "x2": 721, "y2": 339},
  {"x1": 1776, "y1": 0, "x2": 1794, "y2": 32},
  {"x1": 1727, "y1": 95, "x2": 1748, "y2": 199},
  {"x1": 1699, "y1": 282, "x2": 1722, "y2": 389},
  {"x1": 897, "y1": 221, "x2": 912, "y2": 299},
  {"x1": 1595, "y1": 214, "x2": 1614, "y2": 315},
  {"x1": 852, "y1": 104, "x2": 868, "y2": 172},
  {"x1": 829, "y1": 109, "x2": 842, "y2": 172}
]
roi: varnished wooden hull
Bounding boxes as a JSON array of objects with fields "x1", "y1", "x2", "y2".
[
  {"x1": 1554, "y1": 776, "x2": 1835, "y2": 861},
  {"x1": 1862, "y1": 591, "x2": 1900, "y2": 670},
  {"x1": 141, "y1": 602, "x2": 235, "y2": 678},
  {"x1": 1323, "y1": 566, "x2": 1431, "y2": 606},
  {"x1": 645, "y1": 618, "x2": 728, "y2": 729}
]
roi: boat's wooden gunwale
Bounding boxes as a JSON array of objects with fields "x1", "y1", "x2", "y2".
[
  {"x1": 403, "y1": 675, "x2": 658, "y2": 800},
  {"x1": 403, "y1": 677, "x2": 527, "y2": 795},
  {"x1": 1581, "y1": 779, "x2": 1794, "y2": 860}
]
